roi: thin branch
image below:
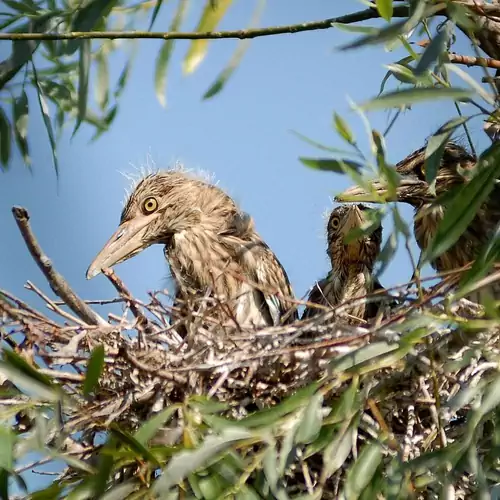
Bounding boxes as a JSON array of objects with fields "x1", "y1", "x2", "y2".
[
  {"x1": 0, "y1": 6, "x2": 410, "y2": 41},
  {"x1": 11, "y1": 206, "x2": 106, "y2": 326},
  {"x1": 102, "y1": 268, "x2": 156, "y2": 335},
  {"x1": 448, "y1": 52, "x2": 500, "y2": 69}
]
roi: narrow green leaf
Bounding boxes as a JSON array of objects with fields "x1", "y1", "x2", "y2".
[
  {"x1": 344, "y1": 442, "x2": 383, "y2": 498},
  {"x1": 321, "y1": 421, "x2": 356, "y2": 480},
  {"x1": 458, "y1": 223, "x2": 500, "y2": 297},
  {"x1": 0, "y1": 469, "x2": 9, "y2": 500},
  {"x1": 424, "y1": 116, "x2": 471, "y2": 186},
  {"x1": 295, "y1": 393, "x2": 323, "y2": 445},
  {"x1": 83, "y1": 345, "x2": 105, "y2": 397},
  {"x1": 339, "y1": 20, "x2": 407, "y2": 51},
  {"x1": 74, "y1": 39, "x2": 91, "y2": 136},
  {"x1": 32, "y1": 64, "x2": 59, "y2": 176},
  {"x1": 100, "y1": 481, "x2": 139, "y2": 500},
  {"x1": 0, "y1": 107, "x2": 11, "y2": 168},
  {"x1": 95, "y1": 52, "x2": 109, "y2": 110},
  {"x1": 152, "y1": 428, "x2": 252, "y2": 493},
  {"x1": 376, "y1": 0, "x2": 393, "y2": 21},
  {"x1": 0, "y1": 426, "x2": 15, "y2": 470},
  {"x1": 3, "y1": 0, "x2": 38, "y2": 14},
  {"x1": 203, "y1": 0, "x2": 264, "y2": 100},
  {"x1": 331, "y1": 23, "x2": 378, "y2": 35},
  {"x1": 299, "y1": 157, "x2": 363, "y2": 174},
  {"x1": 383, "y1": 63, "x2": 417, "y2": 85},
  {"x1": 330, "y1": 341, "x2": 398, "y2": 373},
  {"x1": 12, "y1": 91, "x2": 30, "y2": 168},
  {"x1": 148, "y1": 0, "x2": 167, "y2": 31},
  {"x1": 414, "y1": 29, "x2": 447, "y2": 76},
  {"x1": 423, "y1": 142, "x2": 500, "y2": 264},
  {"x1": 291, "y1": 130, "x2": 356, "y2": 155},
  {"x1": 333, "y1": 112, "x2": 355, "y2": 144},
  {"x1": 134, "y1": 404, "x2": 180, "y2": 445},
  {"x1": 65, "y1": 0, "x2": 119, "y2": 55},
  {"x1": 155, "y1": 0, "x2": 188, "y2": 107},
  {"x1": 109, "y1": 425, "x2": 160, "y2": 466},
  {"x1": 0, "y1": 362, "x2": 58, "y2": 402},
  {"x1": 445, "y1": 63, "x2": 495, "y2": 105},
  {"x1": 183, "y1": 0, "x2": 233, "y2": 74},
  {"x1": 360, "y1": 87, "x2": 473, "y2": 111},
  {"x1": 3, "y1": 349, "x2": 53, "y2": 387}
]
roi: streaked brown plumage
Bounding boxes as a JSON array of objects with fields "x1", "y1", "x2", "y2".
[
  {"x1": 303, "y1": 204, "x2": 386, "y2": 324},
  {"x1": 87, "y1": 169, "x2": 297, "y2": 329},
  {"x1": 336, "y1": 142, "x2": 500, "y2": 303}
]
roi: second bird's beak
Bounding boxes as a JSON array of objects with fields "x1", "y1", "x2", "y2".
[
  {"x1": 86, "y1": 215, "x2": 157, "y2": 279},
  {"x1": 335, "y1": 177, "x2": 427, "y2": 203}
]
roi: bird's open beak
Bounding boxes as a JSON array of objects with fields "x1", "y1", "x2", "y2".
[
  {"x1": 335, "y1": 178, "x2": 427, "y2": 203},
  {"x1": 86, "y1": 216, "x2": 156, "y2": 279}
]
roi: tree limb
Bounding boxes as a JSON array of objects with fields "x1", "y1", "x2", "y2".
[{"x1": 11, "y1": 206, "x2": 106, "y2": 326}]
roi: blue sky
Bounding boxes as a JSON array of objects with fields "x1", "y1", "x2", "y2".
[{"x1": 1, "y1": 1, "x2": 491, "y2": 320}]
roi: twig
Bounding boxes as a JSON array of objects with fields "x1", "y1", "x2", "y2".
[
  {"x1": 448, "y1": 52, "x2": 500, "y2": 69},
  {"x1": 25, "y1": 281, "x2": 87, "y2": 327},
  {"x1": 102, "y1": 268, "x2": 156, "y2": 336},
  {"x1": 12, "y1": 206, "x2": 105, "y2": 326},
  {"x1": 0, "y1": 6, "x2": 410, "y2": 41}
]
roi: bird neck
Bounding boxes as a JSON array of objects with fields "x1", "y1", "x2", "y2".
[{"x1": 333, "y1": 262, "x2": 373, "y2": 299}]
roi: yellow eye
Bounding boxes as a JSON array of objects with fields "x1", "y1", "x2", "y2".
[
  {"x1": 330, "y1": 216, "x2": 340, "y2": 229},
  {"x1": 142, "y1": 197, "x2": 158, "y2": 214}
]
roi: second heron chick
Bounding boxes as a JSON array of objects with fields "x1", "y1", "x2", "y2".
[{"x1": 303, "y1": 204, "x2": 386, "y2": 324}]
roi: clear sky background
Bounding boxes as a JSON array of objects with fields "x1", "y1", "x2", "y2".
[{"x1": 0, "y1": 1, "x2": 492, "y2": 323}]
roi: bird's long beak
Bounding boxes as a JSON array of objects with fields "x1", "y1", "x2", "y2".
[
  {"x1": 335, "y1": 178, "x2": 426, "y2": 203},
  {"x1": 86, "y1": 216, "x2": 156, "y2": 279},
  {"x1": 343, "y1": 205, "x2": 366, "y2": 259}
]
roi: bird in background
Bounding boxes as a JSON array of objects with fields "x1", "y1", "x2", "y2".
[
  {"x1": 336, "y1": 142, "x2": 500, "y2": 303},
  {"x1": 87, "y1": 167, "x2": 298, "y2": 331},
  {"x1": 302, "y1": 203, "x2": 387, "y2": 324}
]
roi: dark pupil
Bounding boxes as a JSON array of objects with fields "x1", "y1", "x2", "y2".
[{"x1": 147, "y1": 201, "x2": 153, "y2": 209}]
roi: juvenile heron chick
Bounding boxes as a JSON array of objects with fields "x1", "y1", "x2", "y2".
[
  {"x1": 87, "y1": 169, "x2": 297, "y2": 329},
  {"x1": 336, "y1": 142, "x2": 500, "y2": 302},
  {"x1": 303, "y1": 204, "x2": 385, "y2": 324}
]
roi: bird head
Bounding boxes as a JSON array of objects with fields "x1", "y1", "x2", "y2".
[
  {"x1": 335, "y1": 143, "x2": 477, "y2": 207},
  {"x1": 327, "y1": 204, "x2": 382, "y2": 267},
  {"x1": 86, "y1": 170, "x2": 239, "y2": 279}
]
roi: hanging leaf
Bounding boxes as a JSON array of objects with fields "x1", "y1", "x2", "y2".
[
  {"x1": 414, "y1": 27, "x2": 447, "y2": 76},
  {"x1": 0, "y1": 107, "x2": 11, "y2": 169},
  {"x1": 74, "y1": 39, "x2": 91, "y2": 136},
  {"x1": 32, "y1": 64, "x2": 59, "y2": 176},
  {"x1": 183, "y1": 0, "x2": 233, "y2": 75},
  {"x1": 203, "y1": 0, "x2": 264, "y2": 99},
  {"x1": 65, "y1": 0, "x2": 120, "y2": 55},
  {"x1": 95, "y1": 51, "x2": 109, "y2": 110},
  {"x1": 333, "y1": 112, "x2": 355, "y2": 145},
  {"x1": 376, "y1": 0, "x2": 393, "y2": 21},
  {"x1": 154, "y1": 0, "x2": 188, "y2": 107},
  {"x1": 12, "y1": 91, "x2": 30, "y2": 168},
  {"x1": 360, "y1": 87, "x2": 473, "y2": 111},
  {"x1": 83, "y1": 345, "x2": 105, "y2": 397}
]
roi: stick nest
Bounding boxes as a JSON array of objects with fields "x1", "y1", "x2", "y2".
[{"x1": 2, "y1": 206, "x2": 500, "y2": 499}]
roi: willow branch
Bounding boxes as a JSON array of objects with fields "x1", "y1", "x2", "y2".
[
  {"x1": 11, "y1": 206, "x2": 106, "y2": 326},
  {"x1": 0, "y1": 6, "x2": 410, "y2": 41}
]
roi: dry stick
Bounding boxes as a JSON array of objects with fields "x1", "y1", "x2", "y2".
[
  {"x1": 448, "y1": 53, "x2": 500, "y2": 69},
  {"x1": 102, "y1": 268, "x2": 156, "y2": 336},
  {"x1": 11, "y1": 206, "x2": 106, "y2": 326}
]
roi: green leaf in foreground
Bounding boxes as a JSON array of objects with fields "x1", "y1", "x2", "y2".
[
  {"x1": 83, "y1": 344, "x2": 105, "y2": 397},
  {"x1": 299, "y1": 157, "x2": 363, "y2": 174},
  {"x1": 376, "y1": 0, "x2": 393, "y2": 21},
  {"x1": 422, "y1": 142, "x2": 500, "y2": 264},
  {"x1": 0, "y1": 107, "x2": 11, "y2": 168},
  {"x1": 152, "y1": 428, "x2": 252, "y2": 494},
  {"x1": 333, "y1": 112, "x2": 355, "y2": 144},
  {"x1": 339, "y1": 20, "x2": 407, "y2": 51},
  {"x1": 414, "y1": 28, "x2": 447, "y2": 76},
  {"x1": 74, "y1": 39, "x2": 91, "y2": 136},
  {"x1": 359, "y1": 87, "x2": 473, "y2": 111},
  {"x1": 344, "y1": 441, "x2": 383, "y2": 498}
]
